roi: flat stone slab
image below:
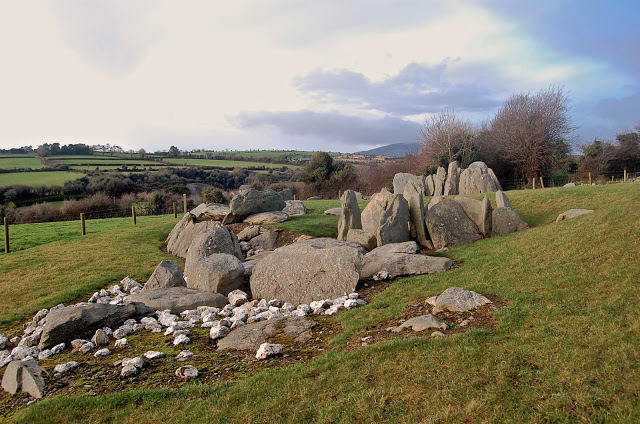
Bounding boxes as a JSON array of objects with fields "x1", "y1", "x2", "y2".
[
  {"x1": 323, "y1": 208, "x2": 343, "y2": 216},
  {"x1": 128, "y1": 287, "x2": 228, "y2": 314},
  {"x1": 217, "y1": 317, "x2": 316, "y2": 351},
  {"x1": 555, "y1": 209, "x2": 594, "y2": 223},
  {"x1": 432, "y1": 287, "x2": 492, "y2": 314},
  {"x1": 244, "y1": 211, "x2": 289, "y2": 225},
  {"x1": 398, "y1": 315, "x2": 448, "y2": 332},
  {"x1": 360, "y1": 242, "x2": 453, "y2": 279}
]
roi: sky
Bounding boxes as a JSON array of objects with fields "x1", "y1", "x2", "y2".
[{"x1": 0, "y1": 0, "x2": 638, "y2": 153}]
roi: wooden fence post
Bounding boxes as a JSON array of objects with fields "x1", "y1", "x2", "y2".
[
  {"x1": 173, "y1": 202, "x2": 177, "y2": 218},
  {"x1": 532, "y1": 178, "x2": 536, "y2": 190},
  {"x1": 80, "y1": 213, "x2": 86, "y2": 236},
  {"x1": 588, "y1": 172, "x2": 592, "y2": 185},
  {"x1": 183, "y1": 194, "x2": 187, "y2": 214},
  {"x1": 132, "y1": 206, "x2": 137, "y2": 225},
  {"x1": 624, "y1": 169, "x2": 627, "y2": 182},
  {"x1": 4, "y1": 217, "x2": 9, "y2": 254},
  {"x1": 539, "y1": 176, "x2": 544, "y2": 189}
]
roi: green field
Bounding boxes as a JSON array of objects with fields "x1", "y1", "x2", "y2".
[
  {"x1": 49, "y1": 157, "x2": 163, "y2": 166},
  {"x1": 0, "y1": 171, "x2": 81, "y2": 187},
  {"x1": 0, "y1": 155, "x2": 45, "y2": 170},
  {"x1": 2, "y1": 184, "x2": 640, "y2": 422},
  {"x1": 190, "y1": 150, "x2": 313, "y2": 159},
  {"x1": 161, "y1": 157, "x2": 300, "y2": 169}
]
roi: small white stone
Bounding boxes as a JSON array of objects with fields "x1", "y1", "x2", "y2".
[
  {"x1": 344, "y1": 299, "x2": 359, "y2": 309},
  {"x1": 175, "y1": 350, "x2": 193, "y2": 361},
  {"x1": 175, "y1": 365, "x2": 198, "y2": 379},
  {"x1": 348, "y1": 293, "x2": 359, "y2": 300},
  {"x1": 297, "y1": 304, "x2": 311, "y2": 314},
  {"x1": 114, "y1": 338, "x2": 128, "y2": 347},
  {"x1": 255, "y1": 343, "x2": 283, "y2": 360},
  {"x1": 78, "y1": 342, "x2": 95, "y2": 354},
  {"x1": 121, "y1": 365, "x2": 138, "y2": 377},
  {"x1": 201, "y1": 321, "x2": 217, "y2": 328},
  {"x1": 38, "y1": 349, "x2": 53, "y2": 360},
  {"x1": 51, "y1": 343, "x2": 65, "y2": 354},
  {"x1": 102, "y1": 327, "x2": 113, "y2": 336},
  {"x1": 54, "y1": 361, "x2": 78, "y2": 373},
  {"x1": 209, "y1": 326, "x2": 230, "y2": 340},
  {"x1": 230, "y1": 320, "x2": 244, "y2": 330},
  {"x1": 310, "y1": 300, "x2": 329, "y2": 310},
  {"x1": 173, "y1": 334, "x2": 190, "y2": 345},
  {"x1": 144, "y1": 351, "x2": 165, "y2": 359},
  {"x1": 94, "y1": 348, "x2": 110, "y2": 357},
  {"x1": 268, "y1": 299, "x2": 282, "y2": 307},
  {"x1": 257, "y1": 299, "x2": 268, "y2": 309},
  {"x1": 356, "y1": 299, "x2": 367, "y2": 306},
  {"x1": 122, "y1": 357, "x2": 145, "y2": 368}
]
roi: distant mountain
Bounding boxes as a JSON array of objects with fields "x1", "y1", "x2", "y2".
[{"x1": 356, "y1": 142, "x2": 421, "y2": 157}]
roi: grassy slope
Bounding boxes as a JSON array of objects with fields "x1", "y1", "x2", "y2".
[
  {"x1": 0, "y1": 215, "x2": 180, "y2": 326},
  {"x1": 7, "y1": 184, "x2": 640, "y2": 423},
  {"x1": 0, "y1": 156, "x2": 45, "y2": 170},
  {"x1": 0, "y1": 171, "x2": 81, "y2": 187}
]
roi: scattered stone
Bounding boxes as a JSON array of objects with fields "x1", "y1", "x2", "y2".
[
  {"x1": 228, "y1": 289, "x2": 248, "y2": 307},
  {"x1": 244, "y1": 211, "x2": 289, "y2": 225},
  {"x1": 121, "y1": 277, "x2": 142, "y2": 292},
  {"x1": 121, "y1": 366, "x2": 138, "y2": 377},
  {"x1": 143, "y1": 260, "x2": 187, "y2": 291},
  {"x1": 91, "y1": 329, "x2": 109, "y2": 347},
  {"x1": 175, "y1": 365, "x2": 199, "y2": 379},
  {"x1": 431, "y1": 331, "x2": 446, "y2": 338},
  {"x1": 173, "y1": 334, "x2": 190, "y2": 345},
  {"x1": 0, "y1": 335, "x2": 7, "y2": 350},
  {"x1": 176, "y1": 350, "x2": 193, "y2": 361},
  {"x1": 50, "y1": 343, "x2": 65, "y2": 354},
  {"x1": 563, "y1": 182, "x2": 576, "y2": 187},
  {"x1": 94, "y1": 348, "x2": 110, "y2": 357},
  {"x1": 249, "y1": 230, "x2": 279, "y2": 252},
  {"x1": 323, "y1": 207, "x2": 343, "y2": 216},
  {"x1": 255, "y1": 343, "x2": 283, "y2": 360},
  {"x1": 122, "y1": 357, "x2": 144, "y2": 369},
  {"x1": 209, "y1": 326, "x2": 231, "y2": 340},
  {"x1": 37, "y1": 349, "x2": 52, "y2": 360},
  {"x1": 53, "y1": 361, "x2": 78, "y2": 374},
  {"x1": 337, "y1": 190, "x2": 363, "y2": 241},
  {"x1": 77, "y1": 342, "x2": 95, "y2": 354},
  {"x1": 432, "y1": 287, "x2": 492, "y2": 314},
  {"x1": 114, "y1": 339, "x2": 127, "y2": 347},
  {"x1": 492, "y1": 207, "x2": 529, "y2": 237},
  {"x1": 555, "y1": 209, "x2": 594, "y2": 223},
  {"x1": 144, "y1": 351, "x2": 165, "y2": 359},
  {"x1": 38, "y1": 302, "x2": 155, "y2": 350},
  {"x1": 399, "y1": 315, "x2": 448, "y2": 332}
]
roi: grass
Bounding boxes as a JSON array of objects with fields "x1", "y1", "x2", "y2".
[
  {"x1": 48, "y1": 158, "x2": 163, "y2": 166},
  {"x1": 160, "y1": 158, "x2": 300, "y2": 169},
  {"x1": 3, "y1": 183, "x2": 640, "y2": 423},
  {"x1": 271, "y1": 199, "x2": 369, "y2": 237},
  {"x1": 0, "y1": 215, "x2": 180, "y2": 326},
  {"x1": 0, "y1": 155, "x2": 45, "y2": 170},
  {"x1": 0, "y1": 171, "x2": 82, "y2": 187}
]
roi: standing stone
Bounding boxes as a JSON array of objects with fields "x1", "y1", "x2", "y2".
[
  {"x1": 337, "y1": 190, "x2": 362, "y2": 241},
  {"x1": 184, "y1": 226, "x2": 243, "y2": 276},
  {"x1": 459, "y1": 162, "x2": 501, "y2": 194},
  {"x1": 424, "y1": 174, "x2": 435, "y2": 196},
  {"x1": 282, "y1": 200, "x2": 306, "y2": 216},
  {"x1": 424, "y1": 198, "x2": 483, "y2": 250},
  {"x1": 454, "y1": 196, "x2": 492, "y2": 237},
  {"x1": 495, "y1": 190, "x2": 512, "y2": 209},
  {"x1": 361, "y1": 189, "x2": 395, "y2": 236},
  {"x1": 143, "y1": 260, "x2": 186, "y2": 291},
  {"x1": 187, "y1": 254, "x2": 245, "y2": 296},
  {"x1": 277, "y1": 188, "x2": 293, "y2": 201},
  {"x1": 492, "y1": 207, "x2": 529, "y2": 236},
  {"x1": 444, "y1": 161, "x2": 460, "y2": 196},
  {"x1": 1, "y1": 360, "x2": 45, "y2": 399},
  {"x1": 346, "y1": 229, "x2": 377, "y2": 252},
  {"x1": 393, "y1": 173, "x2": 425, "y2": 196},
  {"x1": 434, "y1": 167, "x2": 446, "y2": 196},
  {"x1": 377, "y1": 194, "x2": 410, "y2": 247},
  {"x1": 403, "y1": 180, "x2": 429, "y2": 248}
]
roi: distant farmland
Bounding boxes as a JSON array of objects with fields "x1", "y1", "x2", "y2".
[
  {"x1": 0, "y1": 171, "x2": 81, "y2": 187},
  {"x1": 0, "y1": 155, "x2": 46, "y2": 170}
]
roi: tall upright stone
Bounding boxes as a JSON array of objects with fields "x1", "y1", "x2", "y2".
[
  {"x1": 361, "y1": 189, "x2": 395, "y2": 236},
  {"x1": 454, "y1": 195, "x2": 492, "y2": 237},
  {"x1": 458, "y1": 161, "x2": 500, "y2": 194},
  {"x1": 403, "y1": 180, "x2": 429, "y2": 248},
  {"x1": 337, "y1": 190, "x2": 362, "y2": 241},
  {"x1": 425, "y1": 174, "x2": 435, "y2": 196},
  {"x1": 424, "y1": 198, "x2": 483, "y2": 249},
  {"x1": 434, "y1": 167, "x2": 446, "y2": 196},
  {"x1": 393, "y1": 173, "x2": 425, "y2": 196},
  {"x1": 444, "y1": 161, "x2": 460, "y2": 196},
  {"x1": 495, "y1": 190, "x2": 512, "y2": 208},
  {"x1": 184, "y1": 226, "x2": 243, "y2": 276},
  {"x1": 377, "y1": 194, "x2": 410, "y2": 246}
]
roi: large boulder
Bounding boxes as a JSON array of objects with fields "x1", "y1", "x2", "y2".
[
  {"x1": 237, "y1": 225, "x2": 261, "y2": 241},
  {"x1": 424, "y1": 198, "x2": 483, "y2": 250},
  {"x1": 432, "y1": 287, "x2": 492, "y2": 314},
  {"x1": 283, "y1": 200, "x2": 306, "y2": 216},
  {"x1": 217, "y1": 317, "x2": 315, "y2": 351},
  {"x1": 393, "y1": 173, "x2": 425, "y2": 196},
  {"x1": 278, "y1": 188, "x2": 293, "y2": 201},
  {"x1": 458, "y1": 161, "x2": 501, "y2": 194},
  {"x1": 165, "y1": 203, "x2": 233, "y2": 257},
  {"x1": 337, "y1": 190, "x2": 362, "y2": 241},
  {"x1": 495, "y1": 190, "x2": 512, "y2": 209},
  {"x1": 454, "y1": 196, "x2": 492, "y2": 237},
  {"x1": 403, "y1": 179, "x2": 429, "y2": 248},
  {"x1": 187, "y1": 254, "x2": 245, "y2": 295},
  {"x1": 434, "y1": 166, "x2": 446, "y2": 196},
  {"x1": 184, "y1": 226, "x2": 243, "y2": 276},
  {"x1": 128, "y1": 287, "x2": 228, "y2": 314},
  {"x1": 39, "y1": 303, "x2": 155, "y2": 350},
  {"x1": 143, "y1": 260, "x2": 186, "y2": 291},
  {"x1": 555, "y1": 209, "x2": 594, "y2": 223},
  {"x1": 361, "y1": 242, "x2": 453, "y2": 279},
  {"x1": 243, "y1": 211, "x2": 289, "y2": 225},
  {"x1": 250, "y1": 239, "x2": 362, "y2": 305},
  {"x1": 492, "y1": 207, "x2": 529, "y2": 236},
  {"x1": 444, "y1": 161, "x2": 460, "y2": 196},
  {"x1": 1, "y1": 359, "x2": 45, "y2": 399},
  {"x1": 225, "y1": 189, "x2": 286, "y2": 223},
  {"x1": 249, "y1": 230, "x2": 279, "y2": 252},
  {"x1": 377, "y1": 194, "x2": 410, "y2": 247},
  {"x1": 361, "y1": 189, "x2": 394, "y2": 236}
]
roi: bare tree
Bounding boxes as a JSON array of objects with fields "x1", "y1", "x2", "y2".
[
  {"x1": 485, "y1": 86, "x2": 575, "y2": 180},
  {"x1": 419, "y1": 108, "x2": 476, "y2": 166}
]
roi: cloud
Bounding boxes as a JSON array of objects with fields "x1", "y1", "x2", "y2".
[
  {"x1": 293, "y1": 61, "x2": 502, "y2": 115},
  {"x1": 593, "y1": 92, "x2": 640, "y2": 130},
  {"x1": 50, "y1": 0, "x2": 158, "y2": 77},
  {"x1": 232, "y1": 110, "x2": 422, "y2": 151}
]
